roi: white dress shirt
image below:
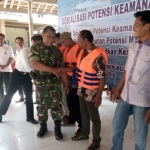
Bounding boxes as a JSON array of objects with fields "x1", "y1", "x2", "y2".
[
  {"x1": 15, "y1": 47, "x2": 33, "y2": 72},
  {"x1": 0, "y1": 44, "x2": 14, "y2": 72},
  {"x1": 121, "y1": 39, "x2": 150, "y2": 107}
]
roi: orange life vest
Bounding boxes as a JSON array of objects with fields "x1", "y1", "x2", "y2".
[
  {"x1": 64, "y1": 43, "x2": 81, "y2": 76},
  {"x1": 63, "y1": 48, "x2": 69, "y2": 62},
  {"x1": 59, "y1": 45, "x2": 66, "y2": 53},
  {"x1": 77, "y1": 47, "x2": 108, "y2": 90}
]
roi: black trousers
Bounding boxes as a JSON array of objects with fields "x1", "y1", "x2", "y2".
[
  {"x1": 0, "y1": 72, "x2": 11, "y2": 102},
  {"x1": 67, "y1": 88, "x2": 82, "y2": 128},
  {"x1": 0, "y1": 69, "x2": 34, "y2": 119},
  {"x1": 18, "y1": 86, "x2": 24, "y2": 98}
]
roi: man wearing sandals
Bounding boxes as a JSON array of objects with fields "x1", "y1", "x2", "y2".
[{"x1": 72, "y1": 30, "x2": 108, "y2": 150}]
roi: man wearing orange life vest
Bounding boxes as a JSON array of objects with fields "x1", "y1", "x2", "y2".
[
  {"x1": 54, "y1": 33, "x2": 67, "y2": 54},
  {"x1": 59, "y1": 32, "x2": 82, "y2": 134},
  {"x1": 72, "y1": 30, "x2": 108, "y2": 150}
]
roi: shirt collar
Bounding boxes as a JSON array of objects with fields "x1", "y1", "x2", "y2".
[
  {"x1": 143, "y1": 39, "x2": 150, "y2": 46},
  {"x1": 17, "y1": 46, "x2": 25, "y2": 51},
  {"x1": 136, "y1": 38, "x2": 150, "y2": 46},
  {"x1": 0, "y1": 44, "x2": 5, "y2": 48}
]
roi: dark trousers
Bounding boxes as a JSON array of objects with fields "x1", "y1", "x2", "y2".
[
  {"x1": 18, "y1": 86, "x2": 24, "y2": 98},
  {"x1": 79, "y1": 96, "x2": 101, "y2": 143},
  {"x1": 0, "y1": 69, "x2": 34, "y2": 119},
  {"x1": 67, "y1": 88, "x2": 82, "y2": 128},
  {"x1": 0, "y1": 72, "x2": 11, "y2": 102}
]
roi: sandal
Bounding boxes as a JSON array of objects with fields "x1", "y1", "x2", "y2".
[{"x1": 72, "y1": 134, "x2": 89, "y2": 141}]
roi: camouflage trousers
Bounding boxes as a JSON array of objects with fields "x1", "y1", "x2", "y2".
[{"x1": 34, "y1": 77, "x2": 62, "y2": 123}]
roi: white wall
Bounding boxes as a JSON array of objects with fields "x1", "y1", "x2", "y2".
[{"x1": 5, "y1": 27, "x2": 29, "y2": 52}]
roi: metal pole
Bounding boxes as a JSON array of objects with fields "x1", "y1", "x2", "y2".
[{"x1": 28, "y1": 0, "x2": 33, "y2": 46}]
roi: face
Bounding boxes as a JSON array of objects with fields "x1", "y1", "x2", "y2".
[
  {"x1": 61, "y1": 38, "x2": 71, "y2": 48},
  {"x1": 53, "y1": 37, "x2": 61, "y2": 47},
  {"x1": 35, "y1": 40, "x2": 43, "y2": 44},
  {"x1": 31, "y1": 40, "x2": 34, "y2": 45},
  {"x1": 42, "y1": 29, "x2": 56, "y2": 46},
  {"x1": 78, "y1": 33, "x2": 87, "y2": 49},
  {"x1": 0, "y1": 35, "x2": 5, "y2": 46},
  {"x1": 55, "y1": 37, "x2": 59, "y2": 43},
  {"x1": 15, "y1": 39, "x2": 24, "y2": 49},
  {"x1": 133, "y1": 16, "x2": 149, "y2": 39}
]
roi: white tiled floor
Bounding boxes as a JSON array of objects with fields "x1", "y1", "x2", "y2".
[{"x1": 0, "y1": 93, "x2": 150, "y2": 150}]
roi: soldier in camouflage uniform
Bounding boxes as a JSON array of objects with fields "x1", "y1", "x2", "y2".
[{"x1": 29, "y1": 26, "x2": 68, "y2": 140}]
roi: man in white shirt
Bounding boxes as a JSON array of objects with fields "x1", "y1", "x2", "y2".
[
  {"x1": 0, "y1": 33, "x2": 14, "y2": 104},
  {"x1": 0, "y1": 37, "x2": 37, "y2": 124},
  {"x1": 111, "y1": 10, "x2": 150, "y2": 150}
]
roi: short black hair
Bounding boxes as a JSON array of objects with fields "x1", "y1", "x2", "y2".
[
  {"x1": 56, "y1": 32, "x2": 61, "y2": 38},
  {"x1": 0, "y1": 33, "x2": 5, "y2": 38},
  {"x1": 15, "y1": 37, "x2": 24, "y2": 42},
  {"x1": 31, "y1": 35, "x2": 35, "y2": 41},
  {"x1": 80, "y1": 30, "x2": 93, "y2": 42},
  {"x1": 43, "y1": 26, "x2": 56, "y2": 33},
  {"x1": 34, "y1": 35, "x2": 43, "y2": 42},
  {"x1": 134, "y1": 10, "x2": 150, "y2": 25}
]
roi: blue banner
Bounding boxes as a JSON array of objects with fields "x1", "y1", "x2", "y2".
[{"x1": 57, "y1": 0, "x2": 150, "y2": 87}]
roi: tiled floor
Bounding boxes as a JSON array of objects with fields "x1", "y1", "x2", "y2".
[{"x1": 0, "y1": 92, "x2": 150, "y2": 150}]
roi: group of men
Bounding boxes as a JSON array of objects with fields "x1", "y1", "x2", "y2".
[{"x1": 0, "y1": 10, "x2": 150, "y2": 150}]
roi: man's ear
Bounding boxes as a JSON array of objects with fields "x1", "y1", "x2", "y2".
[
  {"x1": 42, "y1": 33, "x2": 44, "y2": 39},
  {"x1": 144, "y1": 23, "x2": 150, "y2": 31}
]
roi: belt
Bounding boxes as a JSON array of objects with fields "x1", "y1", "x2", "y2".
[{"x1": 15, "y1": 69, "x2": 28, "y2": 75}]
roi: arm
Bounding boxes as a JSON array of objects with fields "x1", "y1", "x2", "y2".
[
  {"x1": 29, "y1": 45, "x2": 60, "y2": 76},
  {"x1": 92, "y1": 77, "x2": 106, "y2": 107},
  {"x1": 31, "y1": 60, "x2": 57, "y2": 73},
  {"x1": 115, "y1": 71, "x2": 126, "y2": 92},
  {"x1": 111, "y1": 70, "x2": 126, "y2": 102},
  {"x1": 0, "y1": 57, "x2": 13, "y2": 70},
  {"x1": 60, "y1": 66, "x2": 74, "y2": 72},
  {"x1": 97, "y1": 77, "x2": 106, "y2": 97},
  {"x1": 21, "y1": 48, "x2": 33, "y2": 72},
  {"x1": 61, "y1": 72, "x2": 69, "y2": 94},
  {"x1": 3, "y1": 57, "x2": 13, "y2": 67},
  {"x1": 1, "y1": 46, "x2": 14, "y2": 69},
  {"x1": 145, "y1": 108, "x2": 150, "y2": 124},
  {"x1": 92, "y1": 54, "x2": 107, "y2": 107}
]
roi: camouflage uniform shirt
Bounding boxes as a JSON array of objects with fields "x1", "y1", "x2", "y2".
[{"x1": 29, "y1": 43, "x2": 62, "y2": 75}]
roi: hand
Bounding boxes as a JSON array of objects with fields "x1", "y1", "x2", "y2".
[
  {"x1": 58, "y1": 67, "x2": 65, "y2": 74},
  {"x1": 64, "y1": 84, "x2": 70, "y2": 95},
  {"x1": 145, "y1": 109, "x2": 150, "y2": 124},
  {"x1": 92, "y1": 94, "x2": 102, "y2": 107},
  {"x1": 0, "y1": 65, "x2": 5, "y2": 70},
  {"x1": 51, "y1": 67, "x2": 61, "y2": 76},
  {"x1": 111, "y1": 89, "x2": 121, "y2": 103}
]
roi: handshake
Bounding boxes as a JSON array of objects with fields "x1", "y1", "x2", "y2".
[{"x1": 52, "y1": 67, "x2": 66, "y2": 76}]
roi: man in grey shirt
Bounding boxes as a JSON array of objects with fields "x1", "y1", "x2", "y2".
[{"x1": 111, "y1": 10, "x2": 150, "y2": 150}]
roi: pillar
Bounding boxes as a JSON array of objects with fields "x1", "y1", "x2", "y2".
[
  {"x1": 0, "y1": 20, "x2": 5, "y2": 35},
  {"x1": 28, "y1": 0, "x2": 33, "y2": 46}
]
